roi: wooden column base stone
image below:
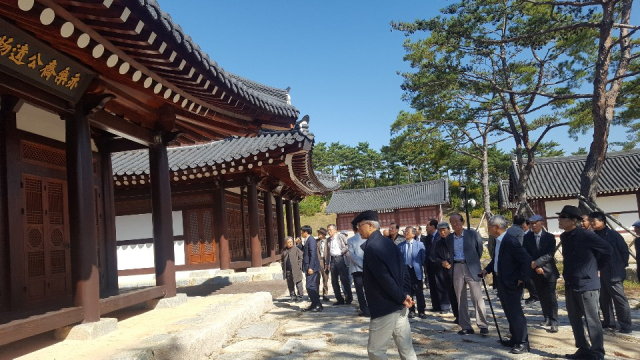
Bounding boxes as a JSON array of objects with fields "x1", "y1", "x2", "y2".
[{"x1": 54, "y1": 318, "x2": 117, "y2": 341}]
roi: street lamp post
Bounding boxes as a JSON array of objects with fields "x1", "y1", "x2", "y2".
[{"x1": 460, "y1": 185, "x2": 471, "y2": 230}]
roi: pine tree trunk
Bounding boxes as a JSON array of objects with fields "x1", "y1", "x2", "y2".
[{"x1": 481, "y1": 142, "x2": 492, "y2": 217}]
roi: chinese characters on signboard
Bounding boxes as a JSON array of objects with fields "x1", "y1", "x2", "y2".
[{"x1": 0, "y1": 18, "x2": 94, "y2": 103}]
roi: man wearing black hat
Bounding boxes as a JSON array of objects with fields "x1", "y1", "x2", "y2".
[
  {"x1": 354, "y1": 210, "x2": 417, "y2": 360},
  {"x1": 557, "y1": 205, "x2": 612, "y2": 360},
  {"x1": 589, "y1": 212, "x2": 632, "y2": 334},
  {"x1": 523, "y1": 214, "x2": 560, "y2": 332}
]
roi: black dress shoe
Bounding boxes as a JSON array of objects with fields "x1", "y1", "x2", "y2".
[
  {"x1": 480, "y1": 328, "x2": 489, "y2": 335},
  {"x1": 407, "y1": 312, "x2": 415, "y2": 319},
  {"x1": 418, "y1": 313, "x2": 428, "y2": 319},
  {"x1": 565, "y1": 348, "x2": 590, "y2": 359},
  {"x1": 311, "y1": 306, "x2": 324, "y2": 312},
  {"x1": 322, "y1": 296, "x2": 330, "y2": 302},
  {"x1": 510, "y1": 343, "x2": 530, "y2": 354},
  {"x1": 501, "y1": 339, "x2": 515, "y2": 348},
  {"x1": 549, "y1": 324, "x2": 559, "y2": 333},
  {"x1": 524, "y1": 297, "x2": 539, "y2": 305},
  {"x1": 345, "y1": 298, "x2": 353, "y2": 305},
  {"x1": 332, "y1": 301, "x2": 345, "y2": 306},
  {"x1": 619, "y1": 328, "x2": 632, "y2": 334},
  {"x1": 457, "y1": 329, "x2": 474, "y2": 335}
]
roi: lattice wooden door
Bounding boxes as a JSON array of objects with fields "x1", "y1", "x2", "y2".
[
  {"x1": 22, "y1": 175, "x2": 71, "y2": 302},
  {"x1": 184, "y1": 209, "x2": 215, "y2": 264}
]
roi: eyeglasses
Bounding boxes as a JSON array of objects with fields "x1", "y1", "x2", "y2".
[{"x1": 357, "y1": 222, "x2": 369, "y2": 229}]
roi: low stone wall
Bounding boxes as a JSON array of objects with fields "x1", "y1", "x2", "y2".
[{"x1": 118, "y1": 262, "x2": 283, "y2": 289}]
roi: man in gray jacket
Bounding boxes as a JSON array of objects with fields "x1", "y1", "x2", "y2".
[
  {"x1": 327, "y1": 224, "x2": 352, "y2": 305},
  {"x1": 348, "y1": 221, "x2": 369, "y2": 317}
]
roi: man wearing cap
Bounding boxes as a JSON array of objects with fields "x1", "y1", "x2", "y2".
[
  {"x1": 557, "y1": 205, "x2": 612, "y2": 360},
  {"x1": 354, "y1": 210, "x2": 417, "y2": 360},
  {"x1": 634, "y1": 219, "x2": 640, "y2": 282},
  {"x1": 435, "y1": 222, "x2": 458, "y2": 323},
  {"x1": 589, "y1": 212, "x2": 632, "y2": 334},
  {"x1": 348, "y1": 220, "x2": 370, "y2": 317},
  {"x1": 481, "y1": 215, "x2": 532, "y2": 354},
  {"x1": 523, "y1": 214, "x2": 560, "y2": 332}
]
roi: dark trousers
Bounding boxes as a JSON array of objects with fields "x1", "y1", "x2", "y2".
[
  {"x1": 352, "y1": 271, "x2": 370, "y2": 315},
  {"x1": 565, "y1": 287, "x2": 604, "y2": 358},
  {"x1": 599, "y1": 278, "x2": 632, "y2": 331},
  {"x1": 407, "y1": 266, "x2": 426, "y2": 314},
  {"x1": 306, "y1": 271, "x2": 320, "y2": 307},
  {"x1": 330, "y1": 255, "x2": 352, "y2": 303},
  {"x1": 532, "y1": 274, "x2": 558, "y2": 324},
  {"x1": 286, "y1": 270, "x2": 304, "y2": 299},
  {"x1": 524, "y1": 278, "x2": 538, "y2": 300},
  {"x1": 426, "y1": 262, "x2": 450, "y2": 311},
  {"x1": 444, "y1": 270, "x2": 459, "y2": 320},
  {"x1": 496, "y1": 275, "x2": 528, "y2": 344}
]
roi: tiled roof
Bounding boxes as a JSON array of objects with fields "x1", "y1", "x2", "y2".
[
  {"x1": 325, "y1": 179, "x2": 450, "y2": 214},
  {"x1": 509, "y1": 148, "x2": 640, "y2": 199},
  {"x1": 112, "y1": 130, "x2": 309, "y2": 176},
  {"x1": 498, "y1": 179, "x2": 517, "y2": 209},
  {"x1": 135, "y1": 0, "x2": 298, "y2": 118}
]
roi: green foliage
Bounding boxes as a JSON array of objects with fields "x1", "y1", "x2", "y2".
[{"x1": 298, "y1": 196, "x2": 324, "y2": 217}]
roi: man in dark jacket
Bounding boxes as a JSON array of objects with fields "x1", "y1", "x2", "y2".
[
  {"x1": 523, "y1": 214, "x2": 560, "y2": 332},
  {"x1": 281, "y1": 236, "x2": 304, "y2": 302},
  {"x1": 434, "y1": 222, "x2": 457, "y2": 323},
  {"x1": 558, "y1": 205, "x2": 612, "y2": 360},
  {"x1": 634, "y1": 219, "x2": 640, "y2": 282},
  {"x1": 482, "y1": 215, "x2": 532, "y2": 355},
  {"x1": 355, "y1": 211, "x2": 417, "y2": 360},
  {"x1": 423, "y1": 219, "x2": 447, "y2": 312},
  {"x1": 301, "y1": 225, "x2": 323, "y2": 312},
  {"x1": 589, "y1": 212, "x2": 632, "y2": 334}
]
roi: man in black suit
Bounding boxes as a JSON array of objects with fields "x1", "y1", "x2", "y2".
[
  {"x1": 523, "y1": 214, "x2": 560, "y2": 332},
  {"x1": 482, "y1": 215, "x2": 532, "y2": 355},
  {"x1": 423, "y1": 219, "x2": 447, "y2": 312},
  {"x1": 301, "y1": 225, "x2": 323, "y2": 312},
  {"x1": 435, "y1": 222, "x2": 458, "y2": 324}
]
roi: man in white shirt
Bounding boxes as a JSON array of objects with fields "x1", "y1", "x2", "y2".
[{"x1": 327, "y1": 224, "x2": 352, "y2": 305}]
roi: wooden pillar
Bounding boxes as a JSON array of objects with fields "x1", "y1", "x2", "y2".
[
  {"x1": 97, "y1": 142, "x2": 118, "y2": 292},
  {"x1": 394, "y1": 209, "x2": 400, "y2": 226},
  {"x1": 240, "y1": 187, "x2": 247, "y2": 259},
  {"x1": 149, "y1": 140, "x2": 176, "y2": 297},
  {"x1": 66, "y1": 105, "x2": 100, "y2": 322},
  {"x1": 247, "y1": 178, "x2": 262, "y2": 267},
  {"x1": 214, "y1": 185, "x2": 230, "y2": 270},
  {"x1": 0, "y1": 95, "x2": 20, "y2": 312},
  {"x1": 264, "y1": 192, "x2": 275, "y2": 260},
  {"x1": 285, "y1": 199, "x2": 294, "y2": 238},
  {"x1": 275, "y1": 196, "x2": 285, "y2": 254},
  {"x1": 293, "y1": 200, "x2": 301, "y2": 239}
]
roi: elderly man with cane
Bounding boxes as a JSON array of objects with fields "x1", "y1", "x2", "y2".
[{"x1": 481, "y1": 215, "x2": 532, "y2": 354}]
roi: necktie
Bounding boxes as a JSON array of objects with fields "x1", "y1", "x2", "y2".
[{"x1": 536, "y1": 234, "x2": 541, "y2": 250}]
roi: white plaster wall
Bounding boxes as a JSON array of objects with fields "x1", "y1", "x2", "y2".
[
  {"x1": 116, "y1": 211, "x2": 185, "y2": 270},
  {"x1": 544, "y1": 194, "x2": 638, "y2": 233},
  {"x1": 16, "y1": 102, "x2": 98, "y2": 151}
]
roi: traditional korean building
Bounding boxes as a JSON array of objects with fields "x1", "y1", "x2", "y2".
[
  {"x1": 325, "y1": 180, "x2": 450, "y2": 231},
  {"x1": 112, "y1": 120, "x2": 338, "y2": 275},
  {"x1": 498, "y1": 149, "x2": 640, "y2": 233},
  {"x1": 0, "y1": 0, "x2": 332, "y2": 346}
]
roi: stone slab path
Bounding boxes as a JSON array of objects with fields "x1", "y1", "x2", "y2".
[{"x1": 211, "y1": 285, "x2": 640, "y2": 359}]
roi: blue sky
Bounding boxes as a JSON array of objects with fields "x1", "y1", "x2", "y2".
[{"x1": 159, "y1": 0, "x2": 637, "y2": 155}]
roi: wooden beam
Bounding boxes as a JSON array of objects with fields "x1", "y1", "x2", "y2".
[
  {"x1": 0, "y1": 307, "x2": 84, "y2": 346},
  {"x1": 275, "y1": 196, "x2": 285, "y2": 254},
  {"x1": 99, "y1": 286, "x2": 165, "y2": 316},
  {"x1": 264, "y1": 192, "x2": 275, "y2": 259},
  {"x1": 90, "y1": 110, "x2": 154, "y2": 146},
  {"x1": 285, "y1": 199, "x2": 294, "y2": 238},
  {"x1": 214, "y1": 185, "x2": 230, "y2": 270},
  {"x1": 293, "y1": 201, "x2": 301, "y2": 239}
]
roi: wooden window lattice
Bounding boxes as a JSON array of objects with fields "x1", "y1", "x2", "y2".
[
  {"x1": 50, "y1": 250, "x2": 66, "y2": 274},
  {"x1": 24, "y1": 178, "x2": 43, "y2": 225},
  {"x1": 21, "y1": 141, "x2": 66, "y2": 169},
  {"x1": 28, "y1": 251, "x2": 45, "y2": 278}
]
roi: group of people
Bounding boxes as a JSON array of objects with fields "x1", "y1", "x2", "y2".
[
  {"x1": 281, "y1": 207, "x2": 637, "y2": 360},
  {"x1": 280, "y1": 223, "x2": 371, "y2": 316}
]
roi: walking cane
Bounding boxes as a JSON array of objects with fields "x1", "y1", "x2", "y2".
[{"x1": 480, "y1": 276, "x2": 502, "y2": 342}]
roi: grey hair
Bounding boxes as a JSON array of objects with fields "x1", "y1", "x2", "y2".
[
  {"x1": 284, "y1": 236, "x2": 294, "y2": 242},
  {"x1": 361, "y1": 220, "x2": 380, "y2": 230},
  {"x1": 488, "y1": 215, "x2": 508, "y2": 229},
  {"x1": 327, "y1": 224, "x2": 337, "y2": 230}
]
